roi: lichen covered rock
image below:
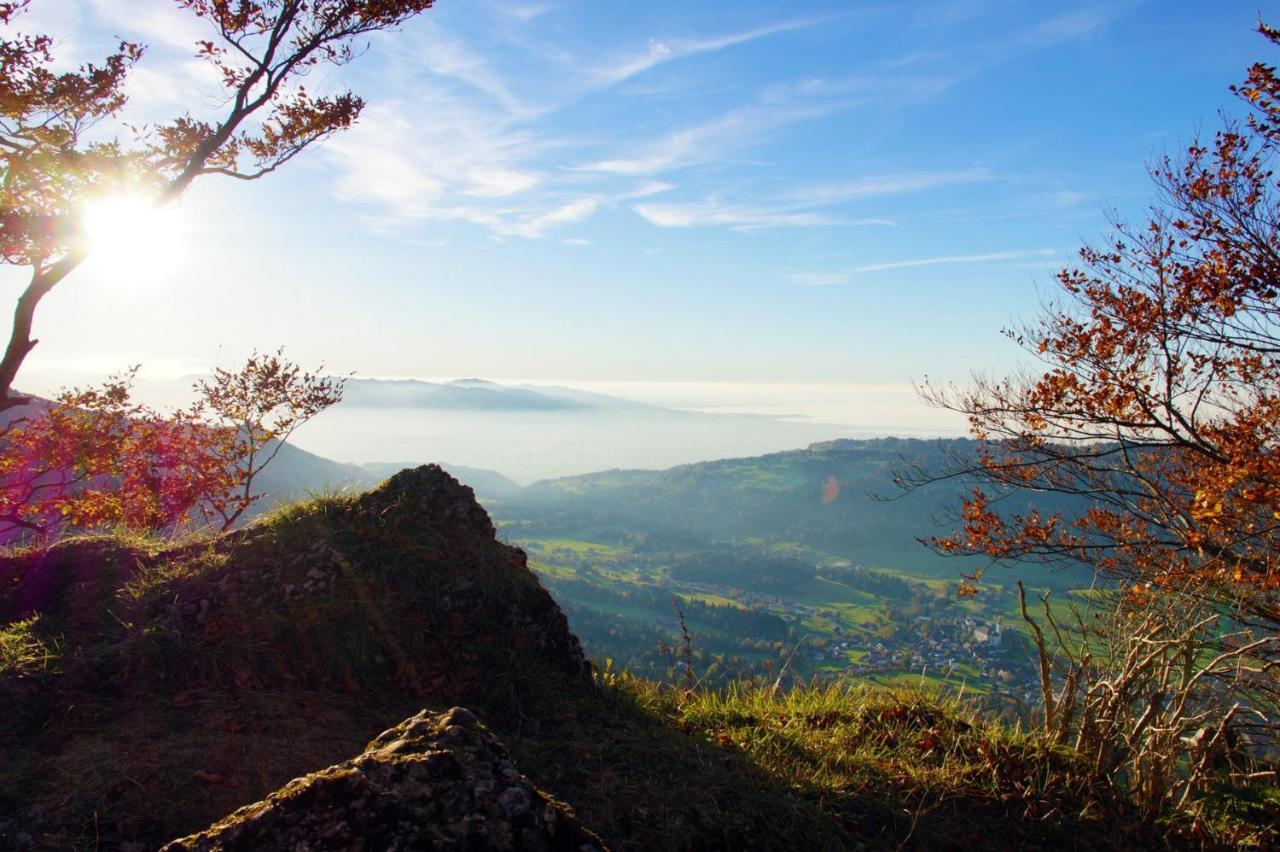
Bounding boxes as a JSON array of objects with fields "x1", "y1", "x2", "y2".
[{"x1": 163, "y1": 707, "x2": 603, "y2": 851}]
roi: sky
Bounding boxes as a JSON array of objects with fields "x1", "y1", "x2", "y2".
[{"x1": 2, "y1": 0, "x2": 1276, "y2": 433}]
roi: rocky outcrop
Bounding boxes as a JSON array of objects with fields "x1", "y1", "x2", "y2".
[
  {"x1": 0, "y1": 465, "x2": 591, "y2": 848},
  {"x1": 163, "y1": 707, "x2": 603, "y2": 852}
]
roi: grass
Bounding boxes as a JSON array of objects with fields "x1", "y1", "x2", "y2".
[
  {"x1": 676, "y1": 591, "x2": 748, "y2": 609},
  {"x1": 527, "y1": 559, "x2": 576, "y2": 579},
  {"x1": 524, "y1": 538, "x2": 629, "y2": 559},
  {"x1": 0, "y1": 615, "x2": 59, "y2": 677},
  {"x1": 866, "y1": 668, "x2": 993, "y2": 696},
  {"x1": 506, "y1": 676, "x2": 1160, "y2": 851}
]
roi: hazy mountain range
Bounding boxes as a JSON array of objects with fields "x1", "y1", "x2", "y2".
[
  {"x1": 340, "y1": 377, "x2": 674, "y2": 411},
  {"x1": 298, "y1": 378, "x2": 878, "y2": 482}
]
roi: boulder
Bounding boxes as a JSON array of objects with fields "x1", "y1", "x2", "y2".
[{"x1": 163, "y1": 707, "x2": 604, "y2": 852}]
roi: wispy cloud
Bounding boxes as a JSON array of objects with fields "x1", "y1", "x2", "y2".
[
  {"x1": 1020, "y1": 8, "x2": 1113, "y2": 47},
  {"x1": 789, "y1": 249, "x2": 1061, "y2": 285},
  {"x1": 635, "y1": 199, "x2": 894, "y2": 231},
  {"x1": 788, "y1": 168, "x2": 991, "y2": 205},
  {"x1": 89, "y1": 0, "x2": 208, "y2": 50},
  {"x1": 326, "y1": 94, "x2": 678, "y2": 239},
  {"x1": 578, "y1": 90, "x2": 842, "y2": 176},
  {"x1": 502, "y1": 196, "x2": 601, "y2": 238},
  {"x1": 592, "y1": 18, "x2": 822, "y2": 86},
  {"x1": 325, "y1": 15, "x2": 783, "y2": 239},
  {"x1": 326, "y1": 97, "x2": 546, "y2": 223},
  {"x1": 489, "y1": 1, "x2": 558, "y2": 22},
  {"x1": 321, "y1": 3, "x2": 1120, "y2": 242},
  {"x1": 391, "y1": 20, "x2": 546, "y2": 119},
  {"x1": 632, "y1": 167, "x2": 990, "y2": 231}
]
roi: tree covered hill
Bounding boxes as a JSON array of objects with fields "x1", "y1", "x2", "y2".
[{"x1": 499, "y1": 437, "x2": 1089, "y2": 585}]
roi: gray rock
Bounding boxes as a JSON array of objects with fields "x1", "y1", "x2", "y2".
[{"x1": 161, "y1": 707, "x2": 604, "y2": 851}]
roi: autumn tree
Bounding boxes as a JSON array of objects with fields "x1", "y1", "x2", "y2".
[
  {"x1": 910, "y1": 23, "x2": 1280, "y2": 631},
  {"x1": 0, "y1": 0, "x2": 434, "y2": 409},
  {"x1": 0, "y1": 351, "x2": 343, "y2": 540},
  {"x1": 900, "y1": 28, "x2": 1280, "y2": 816},
  {"x1": 0, "y1": 369, "x2": 234, "y2": 537},
  {"x1": 195, "y1": 348, "x2": 344, "y2": 529}
]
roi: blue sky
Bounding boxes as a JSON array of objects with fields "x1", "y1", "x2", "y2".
[{"x1": 4, "y1": 0, "x2": 1276, "y2": 429}]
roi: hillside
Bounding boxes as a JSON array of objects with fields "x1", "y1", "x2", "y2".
[
  {"x1": 0, "y1": 466, "x2": 588, "y2": 846},
  {"x1": 0, "y1": 465, "x2": 1212, "y2": 850},
  {"x1": 247, "y1": 443, "x2": 521, "y2": 510},
  {"x1": 503, "y1": 437, "x2": 1083, "y2": 579},
  {"x1": 487, "y1": 439, "x2": 1096, "y2": 691}
]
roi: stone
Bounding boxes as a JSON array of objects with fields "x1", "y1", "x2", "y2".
[{"x1": 161, "y1": 708, "x2": 604, "y2": 852}]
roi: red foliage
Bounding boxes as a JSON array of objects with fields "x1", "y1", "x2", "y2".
[
  {"x1": 0, "y1": 351, "x2": 343, "y2": 540},
  {"x1": 0, "y1": 370, "x2": 234, "y2": 536}
]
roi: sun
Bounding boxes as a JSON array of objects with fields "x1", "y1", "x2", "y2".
[{"x1": 81, "y1": 193, "x2": 188, "y2": 284}]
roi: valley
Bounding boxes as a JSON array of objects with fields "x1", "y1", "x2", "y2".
[
  {"x1": 261, "y1": 402, "x2": 1100, "y2": 710},
  {"x1": 478, "y1": 437, "x2": 1098, "y2": 706}
]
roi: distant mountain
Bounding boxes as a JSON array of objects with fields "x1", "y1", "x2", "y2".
[
  {"x1": 253, "y1": 446, "x2": 522, "y2": 506},
  {"x1": 250, "y1": 441, "x2": 375, "y2": 507},
  {"x1": 339, "y1": 378, "x2": 586, "y2": 411},
  {"x1": 512, "y1": 383, "x2": 660, "y2": 411},
  {"x1": 304, "y1": 378, "x2": 880, "y2": 483}
]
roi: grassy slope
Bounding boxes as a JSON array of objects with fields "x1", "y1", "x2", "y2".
[{"x1": 505, "y1": 677, "x2": 1198, "y2": 851}]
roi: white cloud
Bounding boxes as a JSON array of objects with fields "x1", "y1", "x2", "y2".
[
  {"x1": 89, "y1": 0, "x2": 208, "y2": 51},
  {"x1": 578, "y1": 96, "x2": 839, "y2": 176},
  {"x1": 1023, "y1": 9, "x2": 1112, "y2": 46},
  {"x1": 463, "y1": 168, "x2": 542, "y2": 198},
  {"x1": 400, "y1": 22, "x2": 542, "y2": 119},
  {"x1": 631, "y1": 167, "x2": 992, "y2": 232},
  {"x1": 327, "y1": 96, "x2": 663, "y2": 239},
  {"x1": 635, "y1": 199, "x2": 894, "y2": 231},
  {"x1": 593, "y1": 18, "x2": 821, "y2": 86},
  {"x1": 490, "y1": 1, "x2": 557, "y2": 22},
  {"x1": 318, "y1": 5, "x2": 1116, "y2": 243},
  {"x1": 330, "y1": 145, "x2": 446, "y2": 219},
  {"x1": 627, "y1": 181, "x2": 676, "y2": 198},
  {"x1": 325, "y1": 100, "x2": 475, "y2": 218},
  {"x1": 789, "y1": 249, "x2": 1061, "y2": 285},
  {"x1": 788, "y1": 168, "x2": 991, "y2": 204}
]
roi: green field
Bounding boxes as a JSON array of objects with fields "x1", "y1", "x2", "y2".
[{"x1": 677, "y1": 591, "x2": 748, "y2": 610}]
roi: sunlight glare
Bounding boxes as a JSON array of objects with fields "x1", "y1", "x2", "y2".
[{"x1": 81, "y1": 193, "x2": 187, "y2": 284}]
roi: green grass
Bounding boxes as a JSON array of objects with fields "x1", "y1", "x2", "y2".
[
  {"x1": 990, "y1": 586, "x2": 1104, "y2": 643},
  {"x1": 866, "y1": 668, "x2": 992, "y2": 696},
  {"x1": 0, "y1": 615, "x2": 59, "y2": 677},
  {"x1": 509, "y1": 677, "x2": 1155, "y2": 850},
  {"x1": 871, "y1": 566, "x2": 957, "y2": 592},
  {"x1": 523, "y1": 538, "x2": 629, "y2": 558},
  {"x1": 677, "y1": 591, "x2": 748, "y2": 609},
  {"x1": 528, "y1": 560, "x2": 576, "y2": 580},
  {"x1": 814, "y1": 648, "x2": 869, "y2": 672}
]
